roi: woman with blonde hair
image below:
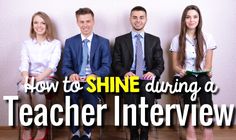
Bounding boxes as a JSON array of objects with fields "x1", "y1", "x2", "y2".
[{"x1": 18, "y1": 11, "x2": 61, "y2": 140}]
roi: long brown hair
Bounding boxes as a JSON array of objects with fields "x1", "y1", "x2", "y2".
[
  {"x1": 178, "y1": 5, "x2": 205, "y2": 70},
  {"x1": 30, "y1": 11, "x2": 54, "y2": 41}
]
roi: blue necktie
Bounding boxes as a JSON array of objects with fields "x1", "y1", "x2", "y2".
[
  {"x1": 135, "y1": 34, "x2": 143, "y2": 77},
  {"x1": 79, "y1": 39, "x2": 89, "y2": 76}
]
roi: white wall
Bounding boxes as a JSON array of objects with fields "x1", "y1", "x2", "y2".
[{"x1": 0, "y1": 0, "x2": 235, "y2": 125}]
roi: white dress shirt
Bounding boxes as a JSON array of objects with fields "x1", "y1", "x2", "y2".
[
  {"x1": 19, "y1": 39, "x2": 61, "y2": 76},
  {"x1": 170, "y1": 33, "x2": 217, "y2": 74}
]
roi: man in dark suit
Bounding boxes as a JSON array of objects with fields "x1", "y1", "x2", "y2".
[
  {"x1": 112, "y1": 6, "x2": 164, "y2": 140},
  {"x1": 62, "y1": 8, "x2": 111, "y2": 140}
]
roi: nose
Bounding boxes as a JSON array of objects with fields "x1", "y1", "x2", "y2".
[
  {"x1": 136, "y1": 18, "x2": 141, "y2": 23},
  {"x1": 190, "y1": 17, "x2": 194, "y2": 22}
]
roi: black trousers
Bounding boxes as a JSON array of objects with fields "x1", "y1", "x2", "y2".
[
  {"x1": 174, "y1": 74, "x2": 213, "y2": 106},
  {"x1": 124, "y1": 80, "x2": 155, "y2": 130}
]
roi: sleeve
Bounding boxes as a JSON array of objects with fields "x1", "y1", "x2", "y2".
[
  {"x1": 112, "y1": 37, "x2": 127, "y2": 77},
  {"x1": 48, "y1": 40, "x2": 62, "y2": 72},
  {"x1": 169, "y1": 35, "x2": 179, "y2": 52},
  {"x1": 150, "y1": 37, "x2": 164, "y2": 79},
  {"x1": 205, "y1": 33, "x2": 217, "y2": 50},
  {"x1": 19, "y1": 41, "x2": 29, "y2": 72},
  {"x1": 93, "y1": 39, "x2": 111, "y2": 77},
  {"x1": 61, "y1": 39, "x2": 76, "y2": 77}
]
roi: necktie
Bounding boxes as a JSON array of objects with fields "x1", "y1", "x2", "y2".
[
  {"x1": 135, "y1": 34, "x2": 143, "y2": 77},
  {"x1": 79, "y1": 39, "x2": 89, "y2": 76}
]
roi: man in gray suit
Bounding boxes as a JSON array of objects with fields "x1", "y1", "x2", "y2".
[{"x1": 112, "y1": 6, "x2": 164, "y2": 140}]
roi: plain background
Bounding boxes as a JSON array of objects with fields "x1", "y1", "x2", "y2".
[{"x1": 0, "y1": 0, "x2": 235, "y2": 126}]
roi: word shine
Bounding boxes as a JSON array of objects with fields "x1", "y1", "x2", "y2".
[{"x1": 63, "y1": 76, "x2": 140, "y2": 93}]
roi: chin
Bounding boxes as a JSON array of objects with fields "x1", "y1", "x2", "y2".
[{"x1": 134, "y1": 28, "x2": 143, "y2": 32}]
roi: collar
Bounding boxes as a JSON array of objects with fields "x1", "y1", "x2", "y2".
[
  {"x1": 32, "y1": 38, "x2": 49, "y2": 45},
  {"x1": 131, "y1": 31, "x2": 144, "y2": 39},
  {"x1": 81, "y1": 33, "x2": 93, "y2": 42}
]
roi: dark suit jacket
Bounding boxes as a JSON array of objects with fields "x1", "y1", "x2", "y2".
[
  {"x1": 112, "y1": 32, "x2": 164, "y2": 79},
  {"x1": 62, "y1": 34, "x2": 111, "y2": 78}
]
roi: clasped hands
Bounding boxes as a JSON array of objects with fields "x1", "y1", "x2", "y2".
[
  {"x1": 69, "y1": 73, "x2": 97, "y2": 82},
  {"x1": 124, "y1": 71, "x2": 155, "y2": 80},
  {"x1": 21, "y1": 74, "x2": 43, "y2": 85}
]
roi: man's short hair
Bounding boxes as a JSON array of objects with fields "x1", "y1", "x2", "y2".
[
  {"x1": 75, "y1": 8, "x2": 94, "y2": 17},
  {"x1": 130, "y1": 6, "x2": 147, "y2": 15}
]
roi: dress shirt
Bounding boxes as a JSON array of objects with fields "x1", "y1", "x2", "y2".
[
  {"x1": 19, "y1": 39, "x2": 61, "y2": 76},
  {"x1": 170, "y1": 33, "x2": 217, "y2": 75},
  {"x1": 81, "y1": 33, "x2": 93, "y2": 75}
]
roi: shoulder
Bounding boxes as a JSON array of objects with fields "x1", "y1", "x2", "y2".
[
  {"x1": 93, "y1": 34, "x2": 109, "y2": 42},
  {"x1": 202, "y1": 32, "x2": 214, "y2": 42},
  {"x1": 65, "y1": 34, "x2": 81, "y2": 42},
  {"x1": 169, "y1": 34, "x2": 180, "y2": 52},
  {"x1": 171, "y1": 34, "x2": 179, "y2": 43},
  {"x1": 145, "y1": 33, "x2": 160, "y2": 40},
  {"x1": 22, "y1": 39, "x2": 35, "y2": 48},
  {"x1": 50, "y1": 39, "x2": 61, "y2": 45},
  {"x1": 115, "y1": 33, "x2": 131, "y2": 41},
  {"x1": 202, "y1": 32, "x2": 217, "y2": 49},
  {"x1": 23, "y1": 38, "x2": 34, "y2": 44}
]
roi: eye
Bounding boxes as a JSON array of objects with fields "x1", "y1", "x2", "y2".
[
  {"x1": 185, "y1": 16, "x2": 190, "y2": 19},
  {"x1": 193, "y1": 15, "x2": 199, "y2": 19},
  {"x1": 132, "y1": 16, "x2": 137, "y2": 20},
  {"x1": 140, "y1": 16, "x2": 145, "y2": 20}
]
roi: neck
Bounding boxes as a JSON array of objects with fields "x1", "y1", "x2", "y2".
[
  {"x1": 133, "y1": 28, "x2": 144, "y2": 33},
  {"x1": 36, "y1": 35, "x2": 46, "y2": 43},
  {"x1": 82, "y1": 32, "x2": 92, "y2": 38},
  {"x1": 187, "y1": 29, "x2": 196, "y2": 39}
]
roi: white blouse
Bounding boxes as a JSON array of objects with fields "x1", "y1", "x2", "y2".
[
  {"x1": 169, "y1": 33, "x2": 217, "y2": 72},
  {"x1": 19, "y1": 39, "x2": 61, "y2": 76}
]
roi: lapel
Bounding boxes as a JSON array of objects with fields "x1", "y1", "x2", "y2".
[
  {"x1": 90, "y1": 34, "x2": 99, "y2": 64},
  {"x1": 126, "y1": 32, "x2": 133, "y2": 57},
  {"x1": 144, "y1": 33, "x2": 151, "y2": 62},
  {"x1": 75, "y1": 34, "x2": 83, "y2": 67}
]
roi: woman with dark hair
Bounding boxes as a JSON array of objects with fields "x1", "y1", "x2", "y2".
[
  {"x1": 18, "y1": 11, "x2": 61, "y2": 140},
  {"x1": 170, "y1": 5, "x2": 217, "y2": 140}
]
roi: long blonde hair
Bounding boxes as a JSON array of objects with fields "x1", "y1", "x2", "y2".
[{"x1": 30, "y1": 11, "x2": 54, "y2": 41}]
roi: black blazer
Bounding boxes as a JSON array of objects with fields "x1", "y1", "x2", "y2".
[{"x1": 112, "y1": 32, "x2": 164, "y2": 79}]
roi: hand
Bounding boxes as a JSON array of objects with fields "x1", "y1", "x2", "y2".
[
  {"x1": 208, "y1": 71, "x2": 212, "y2": 78},
  {"x1": 179, "y1": 69, "x2": 186, "y2": 78},
  {"x1": 35, "y1": 75, "x2": 44, "y2": 82},
  {"x1": 124, "y1": 71, "x2": 136, "y2": 79},
  {"x1": 69, "y1": 74, "x2": 80, "y2": 82},
  {"x1": 20, "y1": 76, "x2": 28, "y2": 84},
  {"x1": 143, "y1": 72, "x2": 155, "y2": 80}
]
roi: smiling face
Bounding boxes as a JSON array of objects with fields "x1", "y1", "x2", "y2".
[
  {"x1": 33, "y1": 15, "x2": 46, "y2": 37},
  {"x1": 76, "y1": 13, "x2": 94, "y2": 37},
  {"x1": 185, "y1": 9, "x2": 200, "y2": 31},
  {"x1": 130, "y1": 10, "x2": 147, "y2": 32}
]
